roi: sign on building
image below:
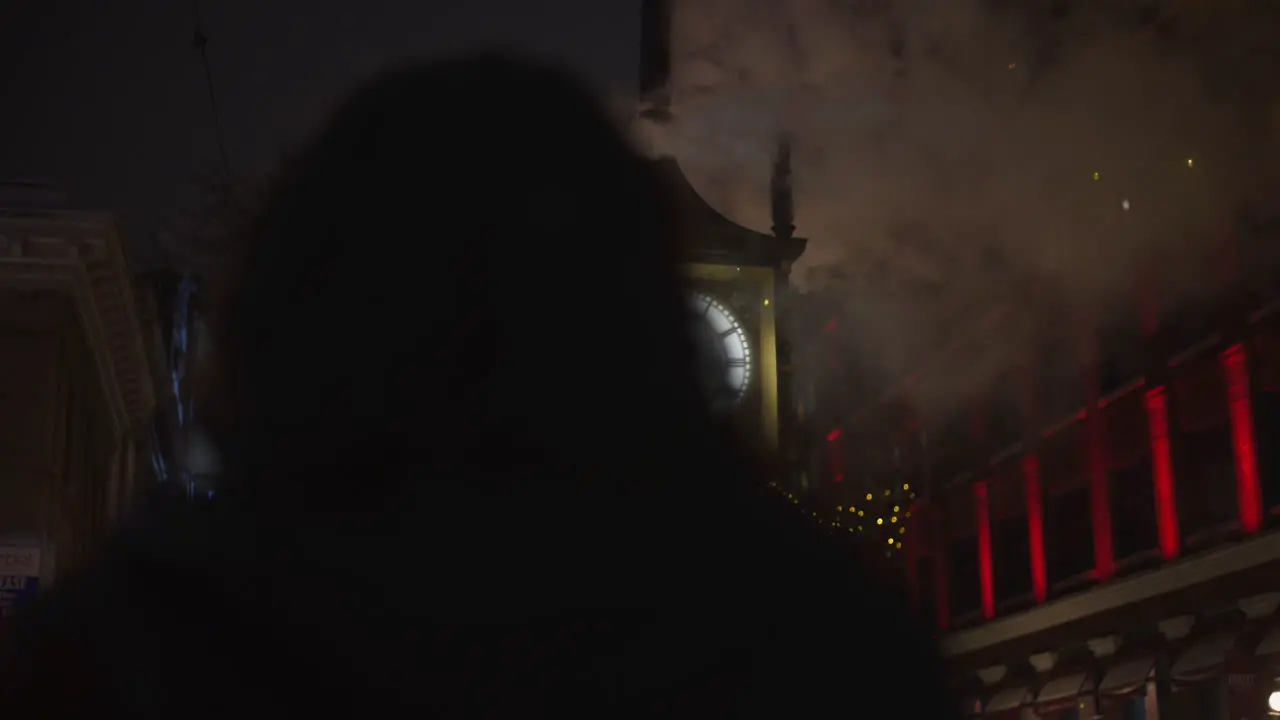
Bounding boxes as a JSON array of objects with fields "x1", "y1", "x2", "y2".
[{"x1": 0, "y1": 546, "x2": 41, "y2": 619}]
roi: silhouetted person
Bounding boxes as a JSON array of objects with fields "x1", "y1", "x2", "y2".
[{"x1": 0, "y1": 55, "x2": 955, "y2": 718}]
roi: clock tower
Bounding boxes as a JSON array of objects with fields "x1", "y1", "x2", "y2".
[{"x1": 640, "y1": 0, "x2": 808, "y2": 455}]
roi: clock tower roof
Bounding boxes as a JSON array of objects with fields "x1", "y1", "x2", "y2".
[{"x1": 652, "y1": 157, "x2": 808, "y2": 270}]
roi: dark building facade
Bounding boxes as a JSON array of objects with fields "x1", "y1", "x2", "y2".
[
  {"x1": 796, "y1": 214, "x2": 1280, "y2": 719},
  {"x1": 0, "y1": 195, "x2": 155, "y2": 601},
  {"x1": 642, "y1": 2, "x2": 1280, "y2": 716}
]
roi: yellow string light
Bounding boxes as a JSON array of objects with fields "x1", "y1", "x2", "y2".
[{"x1": 771, "y1": 483, "x2": 927, "y2": 553}]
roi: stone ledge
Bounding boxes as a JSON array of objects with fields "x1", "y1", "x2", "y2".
[{"x1": 0, "y1": 214, "x2": 155, "y2": 432}]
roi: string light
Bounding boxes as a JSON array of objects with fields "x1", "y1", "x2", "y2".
[
  {"x1": 766, "y1": 482, "x2": 915, "y2": 562},
  {"x1": 1093, "y1": 171, "x2": 1100, "y2": 181}
]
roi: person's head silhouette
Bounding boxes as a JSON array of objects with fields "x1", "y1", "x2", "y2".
[
  {"x1": 0, "y1": 54, "x2": 954, "y2": 720},
  {"x1": 209, "y1": 55, "x2": 723, "y2": 524}
]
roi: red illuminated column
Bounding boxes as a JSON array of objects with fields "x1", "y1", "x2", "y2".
[
  {"x1": 826, "y1": 428, "x2": 844, "y2": 484},
  {"x1": 1017, "y1": 355, "x2": 1047, "y2": 604},
  {"x1": 974, "y1": 480, "x2": 996, "y2": 620},
  {"x1": 1023, "y1": 455, "x2": 1048, "y2": 604},
  {"x1": 1145, "y1": 386, "x2": 1181, "y2": 559},
  {"x1": 1084, "y1": 344, "x2": 1116, "y2": 581},
  {"x1": 1138, "y1": 255, "x2": 1179, "y2": 558},
  {"x1": 1222, "y1": 344, "x2": 1263, "y2": 533}
]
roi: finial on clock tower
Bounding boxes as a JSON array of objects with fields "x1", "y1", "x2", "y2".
[
  {"x1": 638, "y1": 0, "x2": 673, "y2": 123},
  {"x1": 770, "y1": 135, "x2": 796, "y2": 240}
]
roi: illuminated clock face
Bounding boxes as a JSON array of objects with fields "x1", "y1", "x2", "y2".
[{"x1": 688, "y1": 292, "x2": 751, "y2": 412}]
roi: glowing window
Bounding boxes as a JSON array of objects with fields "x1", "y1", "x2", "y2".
[{"x1": 688, "y1": 291, "x2": 752, "y2": 412}]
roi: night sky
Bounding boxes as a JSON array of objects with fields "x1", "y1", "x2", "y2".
[{"x1": 0, "y1": 0, "x2": 640, "y2": 266}]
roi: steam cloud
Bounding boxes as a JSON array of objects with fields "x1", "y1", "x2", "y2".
[{"x1": 636, "y1": 0, "x2": 1280, "y2": 422}]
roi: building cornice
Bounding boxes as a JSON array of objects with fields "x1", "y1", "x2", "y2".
[
  {"x1": 0, "y1": 212, "x2": 156, "y2": 435},
  {"x1": 940, "y1": 528, "x2": 1280, "y2": 658}
]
